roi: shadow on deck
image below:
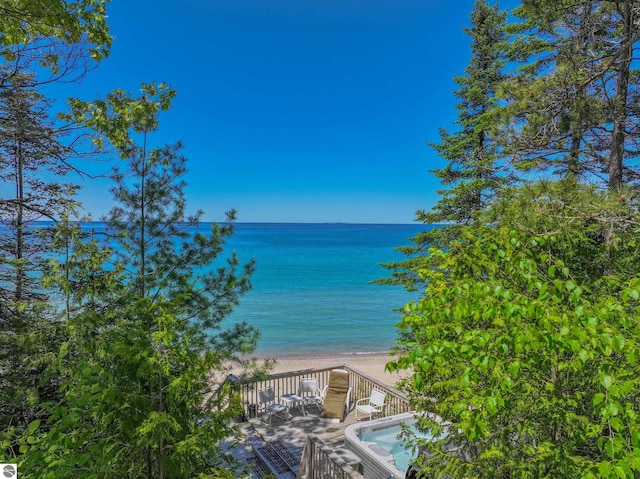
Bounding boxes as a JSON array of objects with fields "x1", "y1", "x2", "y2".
[{"x1": 218, "y1": 364, "x2": 411, "y2": 479}]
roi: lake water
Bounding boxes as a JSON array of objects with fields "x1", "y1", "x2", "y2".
[{"x1": 221, "y1": 223, "x2": 426, "y2": 356}]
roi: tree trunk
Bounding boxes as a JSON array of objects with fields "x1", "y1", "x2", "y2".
[
  {"x1": 16, "y1": 139, "x2": 24, "y2": 301},
  {"x1": 608, "y1": 0, "x2": 633, "y2": 189},
  {"x1": 568, "y1": 127, "x2": 582, "y2": 178}
]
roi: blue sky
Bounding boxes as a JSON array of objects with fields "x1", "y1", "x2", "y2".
[{"x1": 49, "y1": 0, "x2": 517, "y2": 224}]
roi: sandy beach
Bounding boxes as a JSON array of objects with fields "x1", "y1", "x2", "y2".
[
  {"x1": 266, "y1": 352, "x2": 406, "y2": 386},
  {"x1": 217, "y1": 351, "x2": 409, "y2": 390}
]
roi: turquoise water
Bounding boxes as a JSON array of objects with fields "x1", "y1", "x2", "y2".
[
  {"x1": 221, "y1": 223, "x2": 426, "y2": 356},
  {"x1": 64, "y1": 221, "x2": 426, "y2": 356},
  {"x1": 360, "y1": 421, "x2": 432, "y2": 473}
]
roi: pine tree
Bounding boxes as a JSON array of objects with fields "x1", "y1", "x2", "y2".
[
  {"x1": 602, "y1": 0, "x2": 638, "y2": 188},
  {"x1": 502, "y1": 1, "x2": 602, "y2": 178},
  {"x1": 502, "y1": 0, "x2": 640, "y2": 188},
  {"x1": 380, "y1": 0, "x2": 509, "y2": 291},
  {"x1": 0, "y1": 72, "x2": 73, "y2": 431},
  {"x1": 423, "y1": 0, "x2": 510, "y2": 231},
  {"x1": 106, "y1": 140, "x2": 256, "y2": 478},
  {"x1": 14, "y1": 83, "x2": 260, "y2": 478},
  {"x1": 418, "y1": 0, "x2": 507, "y2": 232}
]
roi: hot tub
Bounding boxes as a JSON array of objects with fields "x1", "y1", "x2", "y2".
[{"x1": 344, "y1": 412, "x2": 440, "y2": 479}]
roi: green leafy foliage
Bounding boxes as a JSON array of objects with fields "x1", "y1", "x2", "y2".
[
  {"x1": 61, "y1": 82, "x2": 176, "y2": 151},
  {"x1": 387, "y1": 3, "x2": 640, "y2": 476},
  {"x1": 0, "y1": 72, "x2": 78, "y2": 432},
  {"x1": 0, "y1": 0, "x2": 112, "y2": 63},
  {"x1": 0, "y1": 4, "x2": 258, "y2": 478},
  {"x1": 2, "y1": 86, "x2": 259, "y2": 478},
  {"x1": 392, "y1": 182, "x2": 640, "y2": 478}
]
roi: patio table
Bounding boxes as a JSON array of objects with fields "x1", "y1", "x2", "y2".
[{"x1": 280, "y1": 393, "x2": 305, "y2": 417}]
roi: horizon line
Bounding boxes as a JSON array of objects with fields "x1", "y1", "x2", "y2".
[{"x1": 28, "y1": 220, "x2": 431, "y2": 226}]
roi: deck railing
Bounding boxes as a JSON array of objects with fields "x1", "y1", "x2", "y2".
[
  {"x1": 220, "y1": 363, "x2": 411, "y2": 418},
  {"x1": 296, "y1": 434, "x2": 364, "y2": 479},
  {"x1": 216, "y1": 364, "x2": 411, "y2": 479}
]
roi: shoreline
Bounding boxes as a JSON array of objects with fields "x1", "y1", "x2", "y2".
[
  {"x1": 255, "y1": 351, "x2": 406, "y2": 385},
  {"x1": 251, "y1": 349, "x2": 396, "y2": 360}
]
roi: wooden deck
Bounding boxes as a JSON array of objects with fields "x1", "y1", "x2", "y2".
[
  {"x1": 249, "y1": 398, "x2": 362, "y2": 456},
  {"x1": 219, "y1": 364, "x2": 411, "y2": 479}
]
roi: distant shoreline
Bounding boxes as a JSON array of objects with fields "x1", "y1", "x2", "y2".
[
  {"x1": 28, "y1": 220, "x2": 429, "y2": 226},
  {"x1": 250, "y1": 349, "x2": 396, "y2": 360}
]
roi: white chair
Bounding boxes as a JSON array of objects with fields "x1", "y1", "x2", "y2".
[
  {"x1": 298, "y1": 377, "x2": 325, "y2": 414},
  {"x1": 355, "y1": 388, "x2": 386, "y2": 420},
  {"x1": 258, "y1": 387, "x2": 288, "y2": 424}
]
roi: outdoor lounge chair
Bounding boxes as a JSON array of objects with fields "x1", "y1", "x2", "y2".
[
  {"x1": 298, "y1": 377, "x2": 326, "y2": 414},
  {"x1": 320, "y1": 369, "x2": 352, "y2": 423},
  {"x1": 355, "y1": 388, "x2": 386, "y2": 420},
  {"x1": 258, "y1": 387, "x2": 288, "y2": 424}
]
